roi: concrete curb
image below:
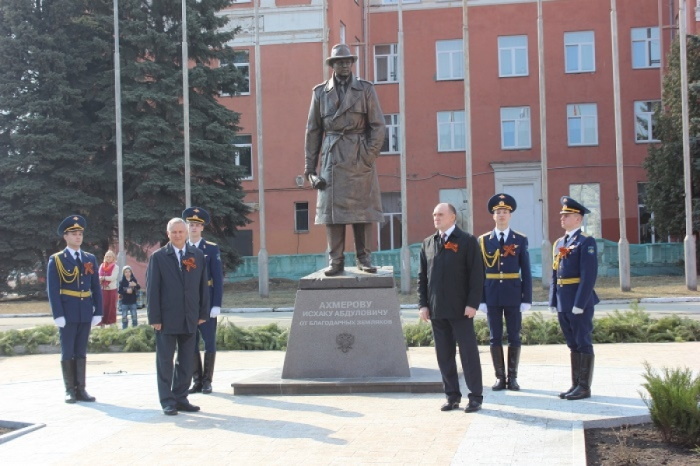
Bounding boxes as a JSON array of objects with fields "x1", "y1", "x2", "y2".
[
  {"x1": 0, "y1": 420, "x2": 46, "y2": 445},
  {"x1": 575, "y1": 414, "x2": 652, "y2": 466}
]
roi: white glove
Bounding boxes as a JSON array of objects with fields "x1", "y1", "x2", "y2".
[
  {"x1": 549, "y1": 307, "x2": 558, "y2": 314},
  {"x1": 210, "y1": 306, "x2": 221, "y2": 318},
  {"x1": 478, "y1": 303, "x2": 487, "y2": 312},
  {"x1": 520, "y1": 303, "x2": 531, "y2": 312},
  {"x1": 572, "y1": 306, "x2": 584, "y2": 315},
  {"x1": 91, "y1": 315, "x2": 103, "y2": 327},
  {"x1": 54, "y1": 317, "x2": 66, "y2": 328}
]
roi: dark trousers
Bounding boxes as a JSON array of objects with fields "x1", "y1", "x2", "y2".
[
  {"x1": 326, "y1": 223, "x2": 372, "y2": 266},
  {"x1": 155, "y1": 332, "x2": 196, "y2": 407},
  {"x1": 431, "y1": 317, "x2": 483, "y2": 403},
  {"x1": 557, "y1": 308, "x2": 594, "y2": 354},
  {"x1": 59, "y1": 322, "x2": 91, "y2": 360},
  {"x1": 196, "y1": 317, "x2": 218, "y2": 353},
  {"x1": 486, "y1": 306, "x2": 522, "y2": 347}
]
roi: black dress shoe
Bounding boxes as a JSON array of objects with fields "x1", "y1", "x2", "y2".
[
  {"x1": 163, "y1": 406, "x2": 178, "y2": 416},
  {"x1": 440, "y1": 400, "x2": 460, "y2": 411},
  {"x1": 324, "y1": 265, "x2": 344, "y2": 276},
  {"x1": 176, "y1": 401, "x2": 201, "y2": 412},
  {"x1": 464, "y1": 400, "x2": 482, "y2": 413}
]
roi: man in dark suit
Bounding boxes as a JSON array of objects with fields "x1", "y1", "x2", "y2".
[
  {"x1": 182, "y1": 207, "x2": 224, "y2": 395},
  {"x1": 47, "y1": 215, "x2": 103, "y2": 403},
  {"x1": 147, "y1": 218, "x2": 209, "y2": 415},
  {"x1": 478, "y1": 194, "x2": 532, "y2": 391},
  {"x1": 419, "y1": 203, "x2": 485, "y2": 413},
  {"x1": 549, "y1": 196, "x2": 599, "y2": 400}
]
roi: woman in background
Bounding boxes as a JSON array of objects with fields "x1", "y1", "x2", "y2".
[
  {"x1": 98, "y1": 250, "x2": 119, "y2": 326},
  {"x1": 118, "y1": 266, "x2": 140, "y2": 329}
]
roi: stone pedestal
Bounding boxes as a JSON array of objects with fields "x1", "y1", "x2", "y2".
[
  {"x1": 231, "y1": 267, "x2": 443, "y2": 395},
  {"x1": 282, "y1": 267, "x2": 410, "y2": 378}
]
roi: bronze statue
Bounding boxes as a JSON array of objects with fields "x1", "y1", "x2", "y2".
[{"x1": 304, "y1": 44, "x2": 386, "y2": 276}]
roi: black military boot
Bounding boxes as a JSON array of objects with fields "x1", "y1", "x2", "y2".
[
  {"x1": 188, "y1": 351, "x2": 203, "y2": 393},
  {"x1": 506, "y1": 346, "x2": 521, "y2": 391},
  {"x1": 566, "y1": 354, "x2": 594, "y2": 400},
  {"x1": 490, "y1": 346, "x2": 507, "y2": 390},
  {"x1": 61, "y1": 360, "x2": 77, "y2": 404},
  {"x1": 74, "y1": 358, "x2": 96, "y2": 402},
  {"x1": 559, "y1": 352, "x2": 581, "y2": 399},
  {"x1": 201, "y1": 352, "x2": 216, "y2": 394}
]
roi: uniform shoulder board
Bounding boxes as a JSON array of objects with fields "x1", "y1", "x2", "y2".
[
  {"x1": 579, "y1": 231, "x2": 589, "y2": 237},
  {"x1": 478, "y1": 232, "x2": 490, "y2": 239},
  {"x1": 205, "y1": 240, "x2": 218, "y2": 246},
  {"x1": 83, "y1": 252, "x2": 96, "y2": 259},
  {"x1": 512, "y1": 230, "x2": 527, "y2": 238}
]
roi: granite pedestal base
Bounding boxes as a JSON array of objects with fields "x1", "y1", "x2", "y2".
[{"x1": 231, "y1": 267, "x2": 443, "y2": 395}]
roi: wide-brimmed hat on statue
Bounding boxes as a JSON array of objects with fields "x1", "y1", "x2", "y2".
[{"x1": 325, "y1": 44, "x2": 358, "y2": 65}]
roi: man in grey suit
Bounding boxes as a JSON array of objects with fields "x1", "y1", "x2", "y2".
[
  {"x1": 147, "y1": 218, "x2": 209, "y2": 415},
  {"x1": 419, "y1": 203, "x2": 485, "y2": 413}
]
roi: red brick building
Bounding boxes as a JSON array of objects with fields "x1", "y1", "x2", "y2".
[{"x1": 217, "y1": 0, "x2": 700, "y2": 257}]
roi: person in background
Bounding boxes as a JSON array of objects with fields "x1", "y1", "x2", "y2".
[
  {"x1": 183, "y1": 207, "x2": 223, "y2": 395},
  {"x1": 118, "y1": 266, "x2": 140, "y2": 329},
  {"x1": 478, "y1": 193, "x2": 532, "y2": 391},
  {"x1": 98, "y1": 250, "x2": 119, "y2": 326},
  {"x1": 47, "y1": 215, "x2": 102, "y2": 403},
  {"x1": 550, "y1": 196, "x2": 599, "y2": 401}
]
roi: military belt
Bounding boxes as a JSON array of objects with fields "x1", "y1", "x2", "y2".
[
  {"x1": 208, "y1": 279, "x2": 213, "y2": 287},
  {"x1": 557, "y1": 277, "x2": 581, "y2": 285},
  {"x1": 60, "y1": 289, "x2": 92, "y2": 298},
  {"x1": 485, "y1": 273, "x2": 520, "y2": 279}
]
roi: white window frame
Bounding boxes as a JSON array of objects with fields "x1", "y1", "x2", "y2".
[
  {"x1": 436, "y1": 39, "x2": 464, "y2": 80},
  {"x1": 564, "y1": 31, "x2": 595, "y2": 73},
  {"x1": 220, "y1": 50, "x2": 250, "y2": 96},
  {"x1": 382, "y1": 0, "x2": 420, "y2": 4},
  {"x1": 374, "y1": 44, "x2": 399, "y2": 83},
  {"x1": 232, "y1": 135, "x2": 253, "y2": 180},
  {"x1": 569, "y1": 183, "x2": 601, "y2": 238},
  {"x1": 294, "y1": 202, "x2": 309, "y2": 233},
  {"x1": 567, "y1": 103, "x2": 598, "y2": 146},
  {"x1": 437, "y1": 111, "x2": 466, "y2": 152},
  {"x1": 339, "y1": 21, "x2": 346, "y2": 45},
  {"x1": 634, "y1": 100, "x2": 661, "y2": 143},
  {"x1": 498, "y1": 35, "x2": 528, "y2": 77},
  {"x1": 631, "y1": 27, "x2": 660, "y2": 69},
  {"x1": 381, "y1": 114, "x2": 400, "y2": 154},
  {"x1": 500, "y1": 106, "x2": 531, "y2": 150}
]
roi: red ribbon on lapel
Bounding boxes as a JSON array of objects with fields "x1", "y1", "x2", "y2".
[
  {"x1": 444, "y1": 242, "x2": 459, "y2": 253},
  {"x1": 502, "y1": 244, "x2": 517, "y2": 257},
  {"x1": 182, "y1": 257, "x2": 196, "y2": 272},
  {"x1": 558, "y1": 247, "x2": 572, "y2": 259},
  {"x1": 84, "y1": 263, "x2": 94, "y2": 275}
]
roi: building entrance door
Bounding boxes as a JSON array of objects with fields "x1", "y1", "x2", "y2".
[{"x1": 492, "y1": 162, "x2": 543, "y2": 247}]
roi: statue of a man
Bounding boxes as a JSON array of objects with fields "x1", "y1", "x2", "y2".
[{"x1": 304, "y1": 44, "x2": 386, "y2": 276}]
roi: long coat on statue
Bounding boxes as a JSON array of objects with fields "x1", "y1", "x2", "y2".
[{"x1": 304, "y1": 74, "x2": 385, "y2": 225}]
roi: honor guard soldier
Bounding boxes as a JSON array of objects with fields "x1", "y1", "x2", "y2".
[
  {"x1": 478, "y1": 194, "x2": 532, "y2": 391},
  {"x1": 549, "y1": 196, "x2": 599, "y2": 400},
  {"x1": 183, "y1": 207, "x2": 223, "y2": 394},
  {"x1": 47, "y1": 215, "x2": 103, "y2": 403}
]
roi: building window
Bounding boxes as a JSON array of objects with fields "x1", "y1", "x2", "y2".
[
  {"x1": 567, "y1": 103, "x2": 598, "y2": 146},
  {"x1": 294, "y1": 202, "x2": 309, "y2": 233},
  {"x1": 232, "y1": 135, "x2": 253, "y2": 180},
  {"x1": 564, "y1": 31, "x2": 595, "y2": 73},
  {"x1": 437, "y1": 111, "x2": 465, "y2": 152},
  {"x1": 221, "y1": 50, "x2": 250, "y2": 96},
  {"x1": 381, "y1": 114, "x2": 400, "y2": 154},
  {"x1": 500, "y1": 106, "x2": 531, "y2": 149},
  {"x1": 631, "y1": 27, "x2": 660, "y2": 69},
  {"x1": 634, "y1": 100, "x2": 660, "y2": 143},
  {"x1": 340, "y1": 21, "x2": 346, "y2": 45},
  {"x1": 498, "y1": 35, "x2": 528, "y2": 77},
  {"x1": 378, "y1": 192, "x2": 402, "y2": 251},
  {"x1": 638, "y1": 183, "x2": 655, "y2": 243},
  {"x1": 436, "y1": 39, "x2": 463, "y2": 80},
  {"x1": 569, "y1": 183, "x2": 601, "y2": 238},
  {"x1": 382, "y1": 0, "x2": 420, "y2": 3},
  {"x1": 374, "y1": 44, "x2": 398, "y2": 83}
]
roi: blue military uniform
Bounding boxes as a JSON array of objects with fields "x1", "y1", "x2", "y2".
[
  {"x1": 549, "y1": 196, "x2": 599, "y2": 401},
  {"x1": 479, "y1": 193, "x2": 532, "y2": 391},
  {"x1": 183, "y1": 207, "x2": 224, "y2": 394},
  {"x1": 47, "y1": 215, "x2": 102, "y2": 404}
]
